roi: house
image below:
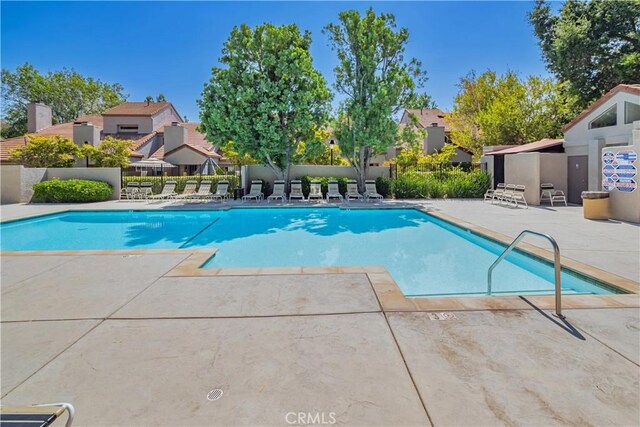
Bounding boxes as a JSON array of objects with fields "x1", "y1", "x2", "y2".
[
  {"x1": 397, "y1": 108, "x2": 473, "y2": 164},
  {"x1": 0, "y1": 101, "x2": 228, "y2": 173},
  {"x1": 562, "y1": 84, "x2": 640, "y2": 203}
]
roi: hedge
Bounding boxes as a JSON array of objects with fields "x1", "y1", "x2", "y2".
[
  {"x1": 392, "y1": 170, "x2": 491, "y2": 199},
  {"x1": 33, "y1": 179, "x2": 113, "y2": 203},
  {"x1": 122, "y1": 175, "x2": 239, "y2": 194}
]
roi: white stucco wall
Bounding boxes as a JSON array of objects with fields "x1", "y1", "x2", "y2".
[
  {"x1": 504, "y1": 153, "x2": 540, "y2": 205},
  {"x1": 164, "y1": 147, "x2": 207, "y2": 166},
  {"x1": 1, "y1": 165, "x2": 47, "y2": 204},
  {"x1": 102, "y1": 116, "x2": 154, "y2": 134},
  {"x1": 539, "y1": 153, "x2": 568, "y2": 196}
]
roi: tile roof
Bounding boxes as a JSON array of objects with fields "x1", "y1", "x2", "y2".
[
  {"x1": 485, "y1": 138, "x2": 564, "y2": 155},
  {"x1": 562, "y1": 84, "x2": 640, "y2": 132},
  {"x1": 101, "y1": 102, "x2": 175, "y2": 117},
  {"x1": 149, "y1": 123, "x2": 221, "y2": 160},
  {"x1": 404, "y1": 108, "x2": 450, "y2": 130}
]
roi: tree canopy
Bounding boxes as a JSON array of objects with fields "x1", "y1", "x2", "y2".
[
  {"x1": 446, "y1": 70, "x2": 575, "y2": 155},
  {"x1": 325, "y1": 8, "x2": 426, "y2": 189},
  {"x1": 529, "y1": 0, "x2": 640, "y2": 108},
  {"x1": 82, "y1": 136, "x2": 135, "y2": 168},
  {"x1": 9, "y1": 135, "x2": 80, "y2": 168},
  {"x1": 198, "y1": 23, "x2": 332, "y2": 181},
  {"x1": 1, "y1": 63, "x2": 127, "y2": 139}
]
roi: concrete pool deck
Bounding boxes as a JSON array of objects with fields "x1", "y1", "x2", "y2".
[{"x1": 1, "y1": 199, "x2": 639, "y2": 425}]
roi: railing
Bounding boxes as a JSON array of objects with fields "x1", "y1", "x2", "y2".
[{"x1": 487, "y1": 230, "x2": 565, "y2": 319}]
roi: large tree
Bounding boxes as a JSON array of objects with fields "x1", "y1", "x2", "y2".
[
  {"x1": 1, "y1": 63, "x2": 127, "y2": 139},
  {"x1": 446, "y1": 70, "x2": 575, "y2": 155},
  {"x1": 198, "y1": 23, "x2": 331, "y2": 182},
  {"x1": 529, "y1": 0, "x2": 640, "y2": 108},
  {"x1": 325, "y1": 8, "x2": 426, "y2": 190},
  {"x1": 9, "y1": 135, "x2": 80, "y2": 167}
]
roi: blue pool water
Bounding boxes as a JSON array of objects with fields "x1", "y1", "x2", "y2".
[{"x1": 0, "y1": 208, "x2": 618, "y2": 297}]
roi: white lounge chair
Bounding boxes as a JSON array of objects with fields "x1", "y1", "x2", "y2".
[
  {"x1": 175, "y1": 180, "x2": 198, "y2": 200},
  {"x1": 326, "y1": 180, "x2": 343, "y2": 202},
  {"x1": 1, "y1": 403, "x2": 75, "y2": 427},
  {"x1": 123, "y1": 182, "x2": 140, "y2": 200},
  {"x1": 495, "y1": 184, "x2": 516, "y2": 205},
  {"x1": 242, "y1": 180, "x2": 264, "y2": 202},
  {"x1": 505, "y1": 184, "x2": 528, "y2": 208},
  {"x1": 489, "y1": 183, "x2": 506, "y2": 204},
  {"x1": 268, "y1": 180, "x2": 287, "y2": 203},
  {"x1": 148, "y1": 181, "x2": 177, "y2": 200},
  {"x1": 540, "y1": 183, "x2": 567, "y2": 207},
  {"x1": 191, "y1": 180, "x2": 213, "y2": 201},
  {"x1": 210, "y1": 180, "x2": 230, "y2": 201},
  {"x1": 308, "y1": 181, "x2": 323, "y2": 201},
  {"x1": 364, "y1": 180, "x2": 383, "y2": 202},
  {"x1": 289, "y1": 180, "x2": 305, "y2": 201},
  {"x1": 346, "y1": 180, "x2": 364, "y2": 201},
  {"x1": 138, "y1": 182, "x2": 153, "y2": 200}
]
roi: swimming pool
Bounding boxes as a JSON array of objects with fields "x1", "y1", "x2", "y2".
[{"x1": 0, "y1": 208, "x2": 620, "y2": 297}]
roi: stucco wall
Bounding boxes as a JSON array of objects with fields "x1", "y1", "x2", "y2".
[
  {"x1": 539, "y1": 153, "x2": 568, "y2": 196},
  {"x1": 602, "y1": 125, "x2": 640, "y2": 223},
  {"x1": 244, "y1": 165, "x2": 390, "y2": 188},
  {"x1": 504, "y1": 153, "x2": 540, "y2": 205},
  {"x1": 102, "y1": 116, "x2": 154, "y2": 134},
  {"x1": 164, "y1": 147, "x2": 207, "y2": 166},
  {"x1": 46, "y1": 168, "x2": 121, "y2": 200},
  {"x1": 1, "y1": 165, "x2": 47, "y2": 204}
]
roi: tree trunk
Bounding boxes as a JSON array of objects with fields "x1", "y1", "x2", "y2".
[{"x1": 355, "y1": 145, "x2": 370, "y2": 193}]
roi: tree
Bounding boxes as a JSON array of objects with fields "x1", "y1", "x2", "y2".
[
  {"x1": 325, "y1": 8, "x2": 426, "y2": 190},
  {"x1": 146, "y1": 94, "x2": 167, "y2": 103},
  {"x1": 393, "y1": 113, "x2": 427, "y2": 168},
  {"x1": 1, "y1": 63, "x2": 127, "y2": 139},
  {"x1": 405, "y1": 92, "x2": 437, "y2": 110},
  {"x1": 82, "y1": 136, "x2": 134, "y2": 168},
  {"x1": 446, "y1": 70, "x2": 575, "y2": 155},
  {"x1": 199, "y1": 23, "x2": 332, "y2": 182},
  {"x1": 218, "y1": 141, "x2": 257, "y2": 165},
  {"x1": 529, "y1": 0, "x2": 640, "y2": 108},
  {"x1": 9, "y1": 135, "x2": 80, "y2": 167},
  {"x1": 297, "y1": 129, "x2": 349, "y2": 165}
]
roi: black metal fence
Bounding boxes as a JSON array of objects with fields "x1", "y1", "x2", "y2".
[
  {"x1": 390, "y1": 162, "x2": 479, "y2": 180},
  {"x1": 120, "y1": 164, "x2": 242, "y2": 190}
]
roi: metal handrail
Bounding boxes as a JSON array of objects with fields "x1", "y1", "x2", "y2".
[{"x1": 487, "y1": 230, "x2": 565, "y2": 319}]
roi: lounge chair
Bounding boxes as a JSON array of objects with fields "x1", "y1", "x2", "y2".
[
  {"x1": 123, "y1": 182, "x2": 140, "y2": 200},
  {"x1": 505, "y1": 184, "x2": 528, "y2": 208},
  {"x1": 1, "y1": 402, "x2": 75, "y2": 427},
  {"x1": 174, "y1": 180, "x2": 198, "y2": 200},
  {"x1": 308, "y1": 181, "x2": 323, "y2": 201},
  {"x1": 346, "y1": 180, "x2": 364, "y2": 201},
  {"x1": 289, "y1": 180, "x2": 305, "y2": 201},
  {"x1": 138, "y1": 182, "x2": 153, "y2": 199},
  {"x1": 494, "y1": 184, "x2": 515, "y2": 205},
  {"x1": 242, "y1": 180, "x2": 264, "y2": 202},
  {"x1": 147, "y1": 181, "x2": 177, "y2": 200},
  {"x1": 210, "y1": 180, "x2": 230, "y2": 201},
  {"x1": 364, "y1": 180, "x2": 383, "y2": 202},
  {"x1": 192, "y1": 180, "x2": 213, "y2": 201},
  {"x1": 540, "y1": 183, "x2": 567, "y2": 207},
  {"x1": 326, "y1": 180, "x2": 343, "y2": 202},
  {"x1": 488, "y1": 183, "x2": 506, "y2": 204},
  {"x1": 268, "y1": 180, "x2": 287, "y2": 203}
]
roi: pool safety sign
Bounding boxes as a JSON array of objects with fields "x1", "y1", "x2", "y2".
[{"x1": 602, "y1": 150, "x2": 636, "y2": 192}]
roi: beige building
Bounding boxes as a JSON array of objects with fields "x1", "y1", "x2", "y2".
[{"x1": 1, "y1": 101, "x2": 227, "y2": 173}]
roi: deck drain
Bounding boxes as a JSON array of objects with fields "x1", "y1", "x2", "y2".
[
  {"x1": 427, "y1": 312, "x2": 457, "y2": 321},
  {"x1": 207, "y1": 388, "x2": 224, "y2": 401}
]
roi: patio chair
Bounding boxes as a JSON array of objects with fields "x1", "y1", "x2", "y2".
[
  {"x1": 1, "y1": 402, "x2": 75, "y2": 427},
  {"x1": 175, "y1": 180, "x2": 198, "y2": 200},
  {"x1": 138, "y1": 182, "x2": 153, "y2": 200},
  {"x1": 488, "y1": 183, "x2": 505, "y2": 204},
  {"x1": 147, "y1": 181, "x2": 177, "y2": 200},
  {"x1": 495, "y1": 184, "x2": 515, "y2": 205},
  {"x1": 210, "y1": 180, "x2": 231, "y2": 201},
  {"x1": 192, "y1": 180, "x2": 213, "y2": 201},
  {"x1": 123, "y1": 182, "x2": 140, "y2": 200},
  {"x1": 505, "y1": 184, "x2": 528, "y2": 208},
  {"x1": 242, "y1": 180, "x2": 264, "y2": 202},
  {"x1": 364, "y1": 180, "x2": 383, "y2": 202},
  {"x1": 540, "y1": 183, "x2": 567, "y2": 207},
  {"x1": 308, "y1": 181, "x2": 323, "y2": 201},
  {"x1": 345, "y1": 180, "x2": 364, "y2": 201},
  {"x1": 268, "y1": 180, "x2": 287, "y2": 203},
  {"x1": 326, "y1": 180, "x2": 343, "y2": 202},
  {"x1": 289, "y1": 180, "x2": 305, "y2": 201}
]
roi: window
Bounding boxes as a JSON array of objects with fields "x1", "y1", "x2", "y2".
[
  {"x1": 624, "y1": 101, "x2": 640, "y2": 124},
  {"x1": 589, "y1": 104, "x2": 617, "y2": 129},
  {"x1": 117, "y1": 124, "x2": 139, "y2": 133}
]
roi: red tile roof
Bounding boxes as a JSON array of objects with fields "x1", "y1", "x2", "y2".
[
  {"x1": 404, "y1": 108, "x2": 450, "y2": 130},
  {"x1": 562, "y1": 84, "x2": 640, "y2": 132},
  {"x1": 485, "y1": 138, "x2": 564, "y2": 155},
  {"x1": 101, "y1": 102, "x2": 175, "y2": 117}
]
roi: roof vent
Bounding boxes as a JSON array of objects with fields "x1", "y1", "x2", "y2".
[
  {"x1": 171, "y1": 121, "x2": 179, "y2": 126},
  {"x1": 431, "y1": 122, "x2": 439, "y2": 127},
  {"x1": 81, "y1": 121, "x2": 88, "y2": 125}
]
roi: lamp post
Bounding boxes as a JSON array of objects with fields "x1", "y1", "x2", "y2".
[{"x1": 329, "y1": 139, "x2": 335, "y2": 166}]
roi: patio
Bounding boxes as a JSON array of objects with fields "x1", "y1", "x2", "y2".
[{"x1": 1, "y1": 199, "x2": 639, "y2": 425}]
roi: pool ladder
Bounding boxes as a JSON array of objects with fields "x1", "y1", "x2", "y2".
[{"x1": 487, "y1": 230, "x2": 565, "y2": 319}]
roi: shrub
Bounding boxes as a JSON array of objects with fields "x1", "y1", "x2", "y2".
[
  {"x1": 392, "y1": 170, "x2": 490, "y2": 199},
  {"x1": 122, "y1": 175, "x2": 239, "y2": 194},
  {"x1": 33, "y1": 179, "x2": 113, "y2": 203},
  {"x1": 375, "y1": 177, "x2": 392, "y2": 198}
]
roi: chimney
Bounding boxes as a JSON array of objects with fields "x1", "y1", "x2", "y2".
[
  {"x1": 73, "y1": 121, "x2": 101, "y2": 148},
  {"x1": 163, "y1": 122, "x2": 187, "y2": 154},
  {"x1": 27, "y1": 102, "x2": 52, "y2": 133}
]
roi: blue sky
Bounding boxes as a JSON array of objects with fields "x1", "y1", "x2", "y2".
[{"x1": 1, "y1": 1, "x2": 550, "y2": 122}]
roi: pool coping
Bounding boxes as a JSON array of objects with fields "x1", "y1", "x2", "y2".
[{"x1": 1, "y1": 206, "x2": 638, "y2": 313}]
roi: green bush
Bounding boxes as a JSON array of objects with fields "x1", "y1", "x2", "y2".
[
  {"x1": 122, "y1": 175, "x2": 239, "y2": 194},
  {"x1": 392, "y1": 170, "x2": 490, "y2": 199},
  {"x1": 375, "y1": 177, "x2": 392, "y2": 198},
  {"x1": 298, "y1": 176, "x2": 348, "y2": 197},
  {"x1": 33, "y1": 179, "x2": 113, "y2": 203}
]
